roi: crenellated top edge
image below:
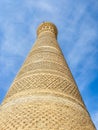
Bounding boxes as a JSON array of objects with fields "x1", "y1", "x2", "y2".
[{"x1": 37, "y1": 22, "x2": 58, "y2": 38}]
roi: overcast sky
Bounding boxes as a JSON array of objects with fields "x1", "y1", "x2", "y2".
[{"x1": 0, "y1": 0, "x2": 98, "y2": 128}]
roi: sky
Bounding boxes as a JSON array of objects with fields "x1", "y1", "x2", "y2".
[{"x1": 0, "y1": 0, "x2": 98, "y2": 128}]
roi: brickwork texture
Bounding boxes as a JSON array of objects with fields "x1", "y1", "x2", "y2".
[{"x1": 0, "y1": 22, "x2": 96, "y2": 130}]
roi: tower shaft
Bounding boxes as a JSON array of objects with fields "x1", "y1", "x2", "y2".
[{"x1": 0, "y1": 22, "x2": 96, "y2": 130}]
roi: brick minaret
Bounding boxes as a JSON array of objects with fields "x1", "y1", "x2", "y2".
[{"x1": 0, "y1": 22, "x2": 96, "y2": 130}]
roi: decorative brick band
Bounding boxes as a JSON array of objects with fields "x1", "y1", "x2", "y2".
[{"x1": 37, "y1": 22, "x2": 58, "y2": 38}]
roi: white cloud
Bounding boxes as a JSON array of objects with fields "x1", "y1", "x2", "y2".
[
  {"x1": 24, "y1": 0, "x2": 57, "y2": 14},
  {"x1": 63, "y1": 4, "x2": 98, "y2": 91},
  {"x1": 92, "y1": 112, "x2": 98, "y2": 129}
]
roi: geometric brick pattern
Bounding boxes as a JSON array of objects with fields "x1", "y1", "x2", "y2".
[
  {"x1": 5, "y1": 74, "x2": 83, "y2": 103},
  {"x1": 0, "y1": 96, "x2": 96, "y2": 130},
  {"x1": 0, "y1": 94, "x2": 96, "y2": 130},
  {"x1": 0, "y1": 22, "x2": 96, "y2": 129}
]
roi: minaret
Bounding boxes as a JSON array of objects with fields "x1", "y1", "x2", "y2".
[{"x1": 0, "y1": 22, "x2": 96, "y2": 130}]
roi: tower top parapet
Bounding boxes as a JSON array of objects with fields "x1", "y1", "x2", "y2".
[{"x1": 37, "y1": 22, "x2": 58, "y2": 38}]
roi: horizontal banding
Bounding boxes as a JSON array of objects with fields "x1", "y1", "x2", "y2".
[{"x1": 37, "y1": 22, "x2": 58, "y2": 37}]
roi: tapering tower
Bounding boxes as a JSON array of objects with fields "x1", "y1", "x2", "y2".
[{"x1": 0, "y1": 22, "x2": 96, "y2": 130}]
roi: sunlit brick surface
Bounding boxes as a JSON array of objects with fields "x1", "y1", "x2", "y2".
[{"x1": 0, "y1": 22, "x2": 96, "y2": 130}]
